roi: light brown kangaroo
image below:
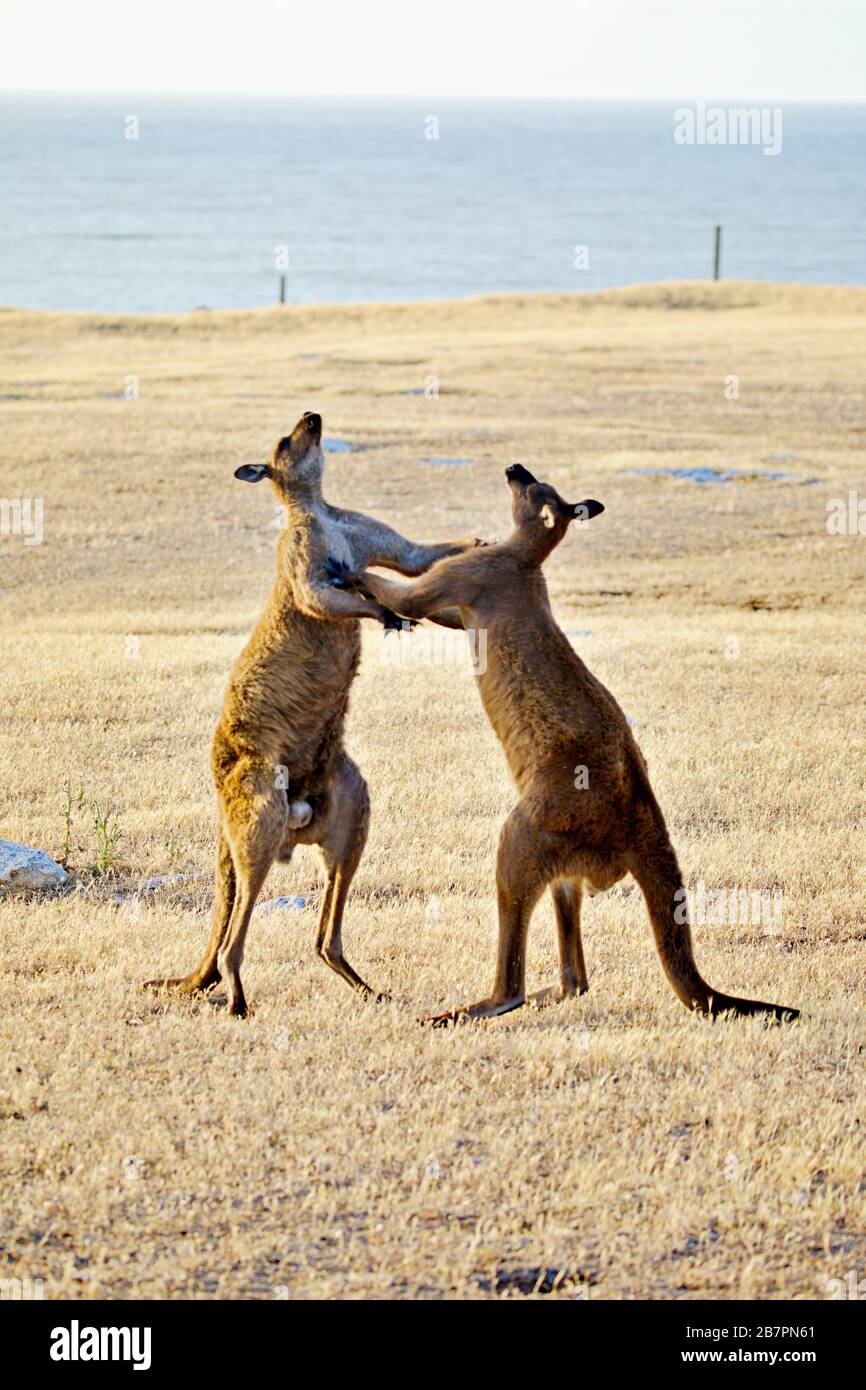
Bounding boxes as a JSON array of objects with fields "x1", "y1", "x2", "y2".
[
  {"x1": 336, "y1": 463, "x2": 800, "y2": 1024},
  {"x1": 144, "y1": 411, "x2": 478, "y2": 1017}
]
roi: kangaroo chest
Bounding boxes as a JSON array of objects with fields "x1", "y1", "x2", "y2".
[{"x1": 313, "y1": 506, "x2": 355, "y2": 568}]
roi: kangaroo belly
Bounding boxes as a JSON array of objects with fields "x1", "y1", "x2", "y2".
[
  {"x1": 215, "y1": 614, "x2": 360, "y2": 782},
  {"x1": 478, "y1": 636, "x2": 639, "y2": 839}
]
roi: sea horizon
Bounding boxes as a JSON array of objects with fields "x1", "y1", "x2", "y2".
[{"x1": 2, "y1": 93, "x2": 865, "y2": 314}]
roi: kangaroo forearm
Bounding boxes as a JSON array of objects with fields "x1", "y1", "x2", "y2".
[
  {"x1": 372, "y1": 538, "x2": 475, "y2": 576},
  {"x1": 399, "y1": 539, "x2": 475, "y2": 574},
  {"x1": 296, "y1": 582, "x2": 384, "y2": 623},
  {"x1": 360, "y1": 572, "x2": 436, "y2": 619}
]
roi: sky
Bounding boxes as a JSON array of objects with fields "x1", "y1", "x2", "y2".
[{"x1": 1, "y1": 0, "x2": 864, "y2": 100}]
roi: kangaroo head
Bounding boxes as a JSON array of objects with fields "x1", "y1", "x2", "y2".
[
  {"x1": 234, "y1": 412, "x2": 324, "y2": 498},
  {"x1": 505, "y1": 464, "x2": 604, "y2": 560}
]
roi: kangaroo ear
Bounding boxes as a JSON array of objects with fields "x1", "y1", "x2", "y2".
[
  {"x1": 234, "y1": 464, "x2": 270, "y2": 483},
  {"x1": 540, "y1": 503, "x2": 557, "y2": 529},
  {"x1": 571, "y1": 499, "x2": 605, "y2": 524}
]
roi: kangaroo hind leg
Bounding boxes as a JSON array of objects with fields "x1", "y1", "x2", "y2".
[
  {"x1": 143, "y1": 827, "x2": 235, "y2": 997},
  {"x1": 313, "y1": 755, "x2": 382, "y2": 999},
  {"x1": 525, "y1": 876, "x2": 591, "y2": 1009},
  {"x1": 217, "y1": 762, "x2": 288, "y2": 1017},
  {"x1": 308, "y1": 761, "x2": 383, "y2": 1000},
  {"x1": 553, "y1": 877, "x2": 589, "y2": 997},
  {"x1": 428, "y1": 800, "x2": 550, "y2": 1025}
]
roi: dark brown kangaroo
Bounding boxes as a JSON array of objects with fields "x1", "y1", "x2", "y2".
[
  {"x1": 338, "y1": 464, "x2": 799, "y2": 1024},
  {"x1": 144, "y1": 411, "x2": 478, "y2": 1017}
]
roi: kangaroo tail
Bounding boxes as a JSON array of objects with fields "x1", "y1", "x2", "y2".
[{"x1": 629, "y1": 831, "x2": 799, "y2": 1022}]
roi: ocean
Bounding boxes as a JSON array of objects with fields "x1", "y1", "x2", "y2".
[{"x1": 1, "y1": 94, "x2": 864, "y2": 313}]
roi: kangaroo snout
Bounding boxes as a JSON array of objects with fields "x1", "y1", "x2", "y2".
[{"x1": 505, "y1": 464, "x2": 537, "y2": 488}]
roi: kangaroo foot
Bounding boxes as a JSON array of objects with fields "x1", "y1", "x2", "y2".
[
  {"x1": 318, "y1": 948, "x2": 389, "y2": 1003},
  {"x1": 142, "y1": 970, "x2": 219, "y2": 997},
  {"x1": 424, "y1": 994, "x2": 526, "y2": 1026},
  {"x1": 227, "y1": 991, "x2": 248, "y2": 1019},
  {"x1": 527, "y1": 983, "x2": 586, "y2": 1009},
  {"x1": 351, "y1": 979, "x2": 391, "y2": 1005}
]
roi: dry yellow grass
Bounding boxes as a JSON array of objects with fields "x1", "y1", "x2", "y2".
[{"x1": 1, "y1": 281, "x2": 864, "y2": 1300}]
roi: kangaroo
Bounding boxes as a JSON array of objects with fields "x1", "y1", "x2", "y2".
[
  {"x1": 333, "y1": 464, "x2": 800, "y2": 1024},
  {"x1": 145, "y1": 411, "x2": 478, "y2": 1017}
]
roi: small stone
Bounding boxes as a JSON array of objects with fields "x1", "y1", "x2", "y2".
[
  {"x1": 425, "y1": 894, "x2": 442, "y2": 923},
  {"x1": 140, "y1": 873, "x2": 188, "y2": 894},
  {"x1": 254, "y1": 895, "x2": 307, "y2": 914}
]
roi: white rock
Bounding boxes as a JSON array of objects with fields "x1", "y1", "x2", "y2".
[
  {"x1": 0, "y1": 839, "x2": 69, "y2": 895},
  {"x1": 140, "y1": 873, "x2": 188, "y2": 894},
  {"x1": 425, "y1": 894, "x2": 442, "y2": 923},
  {"x1": 254, "y1": 895, "x2": 308, "y2": 914}
]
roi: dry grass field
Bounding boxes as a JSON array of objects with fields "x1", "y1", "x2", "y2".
[{"x1": 1, "y1": 281, "x2": 864, "y2": 1300}]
